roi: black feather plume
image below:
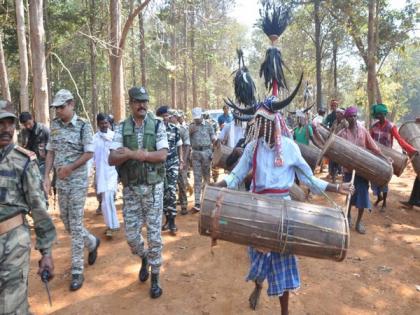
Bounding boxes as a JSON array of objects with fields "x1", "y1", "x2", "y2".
[
  {"x1": 233, "y1": 49, "x2": 256, "y2": 106},
  {"x1": 259, "y1": 47, "x2": 288, "y2": 92},
  {"x1": 259, "y1": 3, "x2": 290, "y2": 38}
]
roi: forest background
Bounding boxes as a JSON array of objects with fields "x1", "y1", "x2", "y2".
[{"x1": 0, "y1": 0, "x2": 418, "y2": 128}]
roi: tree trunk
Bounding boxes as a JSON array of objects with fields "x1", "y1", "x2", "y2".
[
  {"x1": 138, "y1": 9, "x2": 146, "y2": 86},
  {"x1": 190, "y1": 5, "x2": 197, "y2": 108},
  {"x1": 183, "y1": 0, "x2": 188, "y2": 112},
  {"x1": 170, "y1": 0, "x2": 177, "y2": 108},
  {"x1": 367, "y1": 0, "x2": 377, "y2": 110},
  {"x1": 332, "y1": 39, "x2": 338, "y2": 97},
  {"x1": 29, "y1": 0, "x2": 49, "y2": 125},
  {"x1": 130, "y1": 0, "x2": 136, "y2": 86},
  {"x1": 89, "y1": 0, "x2": 98, "y2": 121},
  {"x1": 314, "y1": 0, "x2": 322, "y2": 110},
  {"x1": 15, "y1": 0, "x2": 30, "y2": 111},
  {"x1": 109, "y1": 0, "x2": 125, "y2": 121},
  {"x1": 0, "y1": 33, "x2": 11, "y2": 101},
  {"x1": 43, "y1": 0, "x2": 52, "y2": 106}
]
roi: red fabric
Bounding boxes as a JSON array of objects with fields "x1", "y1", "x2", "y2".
[
  {"x1": 272, "y1": 79, "x2": 278, "y2": 97},
  {"x1": 391, "y1": 125, "x2": 417, "y2": 155}
]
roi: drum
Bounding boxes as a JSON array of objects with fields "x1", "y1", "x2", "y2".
[
  {"x1": 297, "y1": 143, "x2": 321, "y2": 170},
  {"x1": 317, "y1": 127, "x2": 393, "y2": 186},
  {"x1": 399, "y1": 121, "x2": 420, "y2": 175},
  {"x1": 212, "y1": 143, "x2": 233, "y2": 169},
  {"x1": 376, "y1": 142, "x2": 409, "y2": 177},
  {"x1": 199, "y1": 186, "x2": 349, "y2": 262}
]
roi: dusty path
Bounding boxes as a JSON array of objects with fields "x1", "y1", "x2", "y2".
[{"x1": 28, "y1": 167, "x2": 419, "y2": 315}]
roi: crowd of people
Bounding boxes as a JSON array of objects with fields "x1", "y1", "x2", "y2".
[{"x1": 0, "y1": 86, "x2": 419, "y2": 314}]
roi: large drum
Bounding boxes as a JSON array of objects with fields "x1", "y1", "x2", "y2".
[
  {"x1": 297, "y1": 143, "x2": 321, "y2": 170},
  {"x1": 199, "y1": 186, "x2": 349, "y2": 262},
  {"x1": 399, "y1": 121, "x2": 420, "y2": 175},
  {"x1": 317, "y1": 127, "x2": 393, "y2": 186},
  {"x1": 212, "y1": 143, "x2": 233, "y2": 169},
  {"x1": 376, "y1": 142, "x2": 409, "y2": 177}
]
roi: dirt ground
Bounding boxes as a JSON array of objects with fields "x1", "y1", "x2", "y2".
[{"x1": 28, "y1": 166, "x2": 420, "y2": 315}]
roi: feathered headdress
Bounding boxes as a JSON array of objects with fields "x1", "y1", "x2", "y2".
[
  {"x1": 233, "y1": 49, "x2": 256, "y2": 107},
  {"x1": 258, "y1": 3, "x2": 291, "y2": 94}
]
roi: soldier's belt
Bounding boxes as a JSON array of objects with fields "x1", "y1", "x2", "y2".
[
  {"x1": 0, "y1": 214, "x2": 24, "y2": 235},
  {"x1": 192, "y1": 146, "x2": 211, "y2": 151}
]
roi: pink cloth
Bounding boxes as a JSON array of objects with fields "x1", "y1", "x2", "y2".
[
  {"x1": 337, "y1": 122, "x2": 381, "y2": 155},
  {"x1": 344, "y1": 106, "x2": 358, "y2": 118}
]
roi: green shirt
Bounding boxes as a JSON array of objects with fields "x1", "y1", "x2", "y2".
[{"x1": 294, "y1": 125, "x2": 313, "y2": 145}]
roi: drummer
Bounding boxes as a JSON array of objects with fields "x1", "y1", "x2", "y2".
[
  {"x1": 370, "y1": 103, "x2": 417, "y2": 211},
  {"x1": 212, "y1": 96, "x2": 354, "y2": 315},
  {"x1": 337, "y1": 106, "x2": 388, "y2": 234}
]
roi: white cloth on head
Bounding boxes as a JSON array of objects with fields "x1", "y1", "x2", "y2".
[
  {"x1": 94, "y1": 130, "x2": 118, "y2": 193},
  {"x1": 192, "y1": 107, "x2": 202, "y2": 119},
  {"x1": 101, "y1": 191, "x2": 120, "y2": 229},
  {"x1": 224, "y1": 137, "x2": 328, "y2": 194},
  {"x1": 218, "y1": 121, "x2": 245, "y2": 148}
]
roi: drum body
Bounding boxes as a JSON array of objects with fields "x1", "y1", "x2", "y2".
[
  {"x1": 376, "y1": 142, "x2": 408, "y2": 177},
  {"x1": 199, "y1": 186, "x2": 349, "y2": 261},
  {"x1": 399, "y1": 121, "x2": 420, "y2": 176},
  {"x1": 297, "y1": 143, "x2": 321, "y2": 170},
  {"x1": 212, "y1": 144, "x2": 233, "y2": 169},
  {"x1": 317, "y1": 127, "x2": 393, "y2": 186}
]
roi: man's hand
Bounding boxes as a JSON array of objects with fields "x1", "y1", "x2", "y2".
[
  {"x1": 338, "y1": 182, "x2": 355, "y2": 196},
  {"x1": 233, "y1": 147, "x2": 244, "y2": 155},
  {"x1": 190, "y1": 125, "x2": 197, "y2": 134},
  {"x1": 57, "y1": 165, "x2": 73, "y2": 180},
  {"x1": 179, "y1": 160, "x2": 185, "y2": 170},
  {"x1": 38, "y1": 255, "x2": 54, "y2": 280},
  {"x1": 208, "y1": 180, "x2": 227, "y2": 188},
  {"x1": 43, "y1": 177, "x2": 51, "y2": 196}
]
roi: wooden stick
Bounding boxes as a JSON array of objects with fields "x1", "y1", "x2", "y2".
[{"x1": 344, "y1": 170, "x2": 356, "y2": 217}]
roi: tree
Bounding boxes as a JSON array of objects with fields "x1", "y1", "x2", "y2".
[
  {"x1": 15, "y1": 0, "x2": 29, "y2": 111},
  {"x1": 29, "y1": 0, "x2": 49, "y2": 124},
  {"x1": 109, "y1": 0, "x2": 151, "y2": 122},
  {"x1": 0, "y1": 32, "x2": 11, "y2": 101}
]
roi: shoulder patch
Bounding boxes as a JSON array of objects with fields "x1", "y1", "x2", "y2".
[{"x1": 15, "y1": 146, "x2": 37, "y2": 161}]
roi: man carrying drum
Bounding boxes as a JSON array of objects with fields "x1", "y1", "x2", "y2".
[{"x1": 213, "y1": 96, "x2": 354, "y2": 315}]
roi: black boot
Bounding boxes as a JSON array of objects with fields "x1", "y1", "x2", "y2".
[
  {"x1": 150, "y1": 273, "x2": 162, "y2": 298},
  {"x1": 161, "y1": 215, "x2": 169, "y2": 231},
  {"x1": 169, "y1": 215, "x2": 177, "y2": 235},
  {"x1": 139, "y1": 256, "x2": 149, "y2": 282},
  {"x1": 70, "y1": 274, "x2": 84, "y2": 291}
]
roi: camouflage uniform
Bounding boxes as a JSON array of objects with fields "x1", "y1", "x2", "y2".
[
  {"x1": 19, "y1": 122, "x2": 49, "y2": 175},
  {"x1": 46, "y1": 114, "x2": 97, "y2": 275},
  {"x1": 207, "y1": 119, "x2": 220, "y2": 182},
  {"x1": 164, "y1": 123, "x2": 182, "y2": 217},
  {"x1": 177, "y1": 122, "x2": 190, "y2": 212},
  {"x1": 189, "y1": 121, "x2": 215, "y2": 206},
  {"x1": 111, "y1": 116, "x2": 168, "y2": 273},
  {"x1": 0, "y1": 144, "x2": 56, "y2": 314}
]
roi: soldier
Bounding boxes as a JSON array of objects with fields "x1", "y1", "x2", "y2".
[
  {"x1": 0, "y1": 100, "x2": 56, "y2": 314},
  {"x1": 189, "y1": 108, "x2": 216, "y2": 212},
  {"x1": 109, "y1": 86, "x2": 168, "y2": 299},
  {"x1": 19, "y1": 111, "x2": 50, "y2": 176},
  {"x1": 156, "y1": 106, "x2": 183, "y2": 234},
  {"x1": 173, "y1": 110, "x2": 191, "y2": 215},
  {"x1": 44, "y1": 89, "x2": 100, "y2": 291}
]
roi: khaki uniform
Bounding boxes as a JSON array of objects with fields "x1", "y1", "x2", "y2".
[
  {"x1": 189, "y1": 121, "x2": 215, "y2": 205},
  {"x1": 46, "y1": 114, "x2": 97, "y2": 275},
  {"x1": 177, "y1": 123, "x2": 190, "y2": 211},
  {"x1": 0, "y1": 144, "x2": 56, "y2": 314}
]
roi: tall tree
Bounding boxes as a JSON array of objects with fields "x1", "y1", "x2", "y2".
[
  {"x1": 314, "y1": 0, "x2": 322, "y2": 109},
  {"x1": 89, "y1": 0, "x2": 98, "y2": 120},
  {"x1": 367, "y1": 0, "x2": 378, "y2": 107},
  {"x1": 170, "y1": 0, "x2": 177, "y2": 108},
  {"x1": 138, "y1": 6, "x2": 146, "y2": 86},
  {"x1": 29, "y1": 0, "x2": 49, "y2": 124},
  {"x1": 190, "y1": 2, "x2": 197, "y2": 108},
  {"x1": 0, "y1": 33, "x2": 11, "y2": 101},
  {"x1": 109, "y1": 0, "x2": 151, "y2": 122},
  {"x1": 15, "y1": 0, "x2": 30, "y2": 111}
]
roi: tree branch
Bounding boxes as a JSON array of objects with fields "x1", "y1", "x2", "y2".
[{"x1": 120, "y1": 0, "x2": 152, "y2": 50}]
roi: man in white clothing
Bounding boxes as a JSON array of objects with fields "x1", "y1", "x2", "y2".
[
  {"x1": 217, "y1": 110, "x2": 246, "y2": 148},
  {"x1": 93, "y1": 113, "x2": 120, "y2": 238}
]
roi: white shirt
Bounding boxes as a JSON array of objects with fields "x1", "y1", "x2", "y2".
[
  {"x1": 94, "y1": 130, "x2": 118, "y2": 193},
  {"x1": 218, "y1": 121, "x2": 245, "y2": 148},
  {"x1": 224, "y1": 137, "x2": 328, "y2": 194}
]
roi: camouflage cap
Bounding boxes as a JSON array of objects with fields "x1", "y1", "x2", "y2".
[
  {"x1": 51, "y1": 89, "x2": 74, "y2": 107},
  {"x1": 0, "y1": 100, "x2": 17, "y2": 120},
  {"x1": 168, "y1": 109, "x2": 178, "y2": 116},
  {"x1": 175, "y1": 110, "x2": 184, "y2": 117},
  {"x1": 129, "y1": 86, "x2": 149, "y2": 101}
]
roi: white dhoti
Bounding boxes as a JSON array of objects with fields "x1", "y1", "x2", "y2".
[
  {"x1": 93, "y1": 130, "x2": 119, "y2": 230},
  {"x1": 101, "y1": 191, "x2": 120, "y2": 229}
]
